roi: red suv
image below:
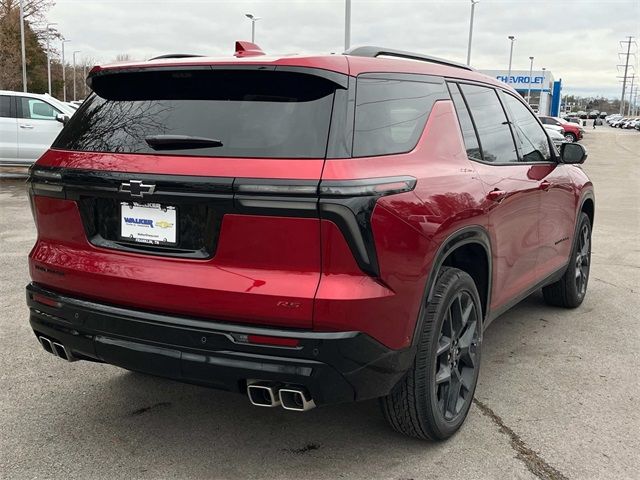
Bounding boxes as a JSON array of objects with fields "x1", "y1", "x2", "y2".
[
  {"x1": 539, "y1": 115, "x2": 585, "y2": 142},
  {"x1": 26, "y1": 43, "x2": 594, "y2": 440}
]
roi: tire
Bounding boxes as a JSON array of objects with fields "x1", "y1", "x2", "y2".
[
  {"x1": 564, "y1": 132, "x2": 576, "y2": 142},
  {"x1": 381, "y1": 267, "x2": 482, "y2": 440},
  {"x1": 542, "y1": 212, "x2": 592, "y2": 308}
]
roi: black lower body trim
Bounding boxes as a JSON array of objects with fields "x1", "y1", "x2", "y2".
[
  {"x1": 486, "y1": 263, "x2": 568, "y2": 325},
  {"x1": 26, "y1": 283, "x2": 415, "y2": 406}
]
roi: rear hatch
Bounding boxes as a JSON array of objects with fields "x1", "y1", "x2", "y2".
[{"x1": 29, "y1": 64, "x2": 349, "y2": 328}]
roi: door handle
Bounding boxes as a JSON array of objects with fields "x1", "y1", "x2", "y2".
[
  {"x1": 19, "y1": 124, "x2": 34, "y2": 129},
  {"x1": 539, "y1": 180, "x2": 553, "y2": 191},
  {"x1": 486, "y1": 189, "x2": 507, "y2": 202}
]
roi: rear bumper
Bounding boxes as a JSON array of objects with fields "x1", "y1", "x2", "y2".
[{"x1": 26, "y1": 283, "x2": 415, "y2": 406}]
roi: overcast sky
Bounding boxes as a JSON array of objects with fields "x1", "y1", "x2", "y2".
[{"x1": 47, "y1": 0, "x2": 640, "y2": 98}]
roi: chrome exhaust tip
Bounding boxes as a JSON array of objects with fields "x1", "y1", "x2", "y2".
[
  {"x1": 38, "y1": 336, "x2": 53, "y2": 354},
  {"x1": 279, "y1": 388, "x2": 316, "y2": 412},
  {"x1": 52, "y1": 342, "x2": 76, "y2": 362},
  {"x1": 247, "y1": 381, "x2": 281, "y2": 407}
]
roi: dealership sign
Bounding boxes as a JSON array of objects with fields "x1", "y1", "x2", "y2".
[
  {"x1": 496, "y1": 75, "x2": 544, "y2": 85},
  {"x1": 479, "y1": 69, "x2": 553, "y2": 91}
]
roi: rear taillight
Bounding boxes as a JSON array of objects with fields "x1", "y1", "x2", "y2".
[{"x1": 318, "y1": 176, "x2": 416, "y2": 197}]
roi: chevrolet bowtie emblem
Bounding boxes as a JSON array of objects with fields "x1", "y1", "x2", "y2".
[{"x1": 120, "y1": 180, "x2": 156, "y2": 198}]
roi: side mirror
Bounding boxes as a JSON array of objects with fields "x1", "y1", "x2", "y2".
[
  {"x1": 56, "y1": 113, "x2": 70, "y2": 125},
  {"x1": 560, "y1": 142, "x2": 587, "y2": 164}
]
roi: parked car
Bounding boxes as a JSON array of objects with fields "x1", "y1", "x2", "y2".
[
  {"x1": 588, "y1": 111, "x2": 599, "y2": 119},
  {"x1": 565, "y1": 116, "x2": 581, "y2": 125},
  {"x1": 25, "y1": 43, "x2": 594, "y2": 441},
  {"x1": 577, "y1": 110, "x2": 588, "y2": 119},
  {"x1": 599, "y1": 112, "x2": 607, "y2": 118},
  {"x1": 543, "y1": 123, "x2": 565, "y2": 135},
  {"x1": 622, "y1": 118, "x2": 639, "y2": 129},
  {"x1": 0, "y1": 90, "x2": 75, "y2": 166},
  {"x1": 544, "y1": 126, "x2": 565, "y2": 148},
  {"x1": 605, "y1": 114, "x2": 622, "y2": 124},
  {"x1": 539, "y1": 115, "x2": 584, "y2": 142},
  {"x1": 611, "y1": 117, "x2": 629, "y2": 128}
]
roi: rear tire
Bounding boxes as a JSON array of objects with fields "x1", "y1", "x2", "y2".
[
  {"x1": 542, "y1": 212, "x2": 591, "y2": 308},
  {"x1": 381, "y1": 267, "x2": 482, "y2": 440}
]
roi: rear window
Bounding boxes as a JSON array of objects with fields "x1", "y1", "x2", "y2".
[
  {"x1": 53, "y1": 70, "x2": 338, "y2": 158},
  {"x1": 352, "y1": 75, "x2": 446, "y2": 157}
]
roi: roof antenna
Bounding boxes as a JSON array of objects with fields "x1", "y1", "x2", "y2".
[{"x1": 234, "y1": 41, "x2": 265, "y2": 58}]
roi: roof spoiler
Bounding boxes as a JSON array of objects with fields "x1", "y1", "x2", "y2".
[{"x1": 234, "y1": 41, "x2": 265, "y2": 58}]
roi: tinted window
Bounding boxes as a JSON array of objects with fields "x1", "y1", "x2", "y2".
[
  {"x1": 502, "y1": 94, "x2": 552, "y2": 162},
  {"x1": 460, "y1": 84, "x2": 517, "y2": 163},
  {"x1": 447, "y1": 83, "x2": 482, "y2": 161},
  {"x1": 353, "y1": 76, "x2": 446, "y2": 157},
  {"x1": 19, "y1": 97, "x2": 59, "y2": 120},
  {"x1": 54, "y1": 70, "x2": 337, "y2": 158},
  {"x1": 0, "y1": 96, "x2": 11, "y2": 118}
]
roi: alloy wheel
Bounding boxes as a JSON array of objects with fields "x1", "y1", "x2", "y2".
[
  {"x1": 575, "y1": 223, "x2": 591, "y2": 296},
  {"x1": 434, "y1": 291, "x2": 479, "y2": 421}
]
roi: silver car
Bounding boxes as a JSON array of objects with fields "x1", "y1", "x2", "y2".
[
  {"x1": 544, "y1": 126, "x2": 565, "y2": 149},
  {"x1": 0, "y1": 90, "x2": 75, "y2": 166}
]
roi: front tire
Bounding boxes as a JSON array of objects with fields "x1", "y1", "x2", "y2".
[
  {"x1": 564, "y1": 132, "x2": 576, "y2": 142},
  {"x1": 542, "y1": 212, "x2": 592, "y2": 308},
  {"x1": 381, "y1": 267, "x2": 482, "y2": 440}
]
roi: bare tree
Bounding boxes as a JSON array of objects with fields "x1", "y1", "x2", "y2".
[{"x1": 114, "y1": 53, "x2": 132, "y2": 62}]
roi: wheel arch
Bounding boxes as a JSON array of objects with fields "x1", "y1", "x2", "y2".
[
  {"x1": 580, "y1": 193, "x2": 595, "y2": 228},
  {"x1": 413, "y1": 226, "x2": 492, "y2": 346}
]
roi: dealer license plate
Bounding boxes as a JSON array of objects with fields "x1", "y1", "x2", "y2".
[{"x1": 120, "y1": 202, "x2": 177, "y2": 245}]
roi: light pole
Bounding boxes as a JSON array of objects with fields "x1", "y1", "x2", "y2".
[
  {"x1": 19, "y1": 0, "x2": 27, "y2": 91},
  {"x1": 344, "y1": 0, "x2": 351, "y2": 51},
  {"x1": 72, "y1": 50, "x2": 81, "y2": 101},
  {"x1": 526, "y1": 56, "x2": 534, "y2": 104},
  {"x1": 83, "y1": 64, "x2": 88, "y2": 97},
  {"x1": 466, "y1": 0, "x2": 479, "y2": 66},
  {"x1": 245, "y1": 13, "x2": 261, "y2": 43},
  {"x1": 507, "y1": 36, "x2": 515, "y2": 84},
  {"x1": 61, "y1": 40, "x2": 70, "y2": 102},
  {"x1": 46, "y1": 23, "x2": 57, "y2": 94}
]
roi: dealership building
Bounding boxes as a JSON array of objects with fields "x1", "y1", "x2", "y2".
[{"x1": 479, "y1": 69, "x2": 562, "y2": 116}]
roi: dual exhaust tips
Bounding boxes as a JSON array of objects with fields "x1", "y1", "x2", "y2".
[
  {"x1": 247, "y1": 381, "x2": 316, "y2": 411},
  {"x1": 38, "y1": 336, "x2": 76, "y2": 362}
]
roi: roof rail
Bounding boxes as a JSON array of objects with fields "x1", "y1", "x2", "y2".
[
  {"x1": 148, "y1": 54, "x2": 204, "y2": 61},
  {"x1": 344, "y1": 46, "x2": 473, "y2": 71}
]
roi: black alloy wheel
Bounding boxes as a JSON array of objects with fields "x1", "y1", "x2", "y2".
[
  {"x1": 435, "y1": 291, "x2": 480, "y2": 421},
  {"x1": 574, "y1": 222, "x2": 591, "y2": 297},
  {"x1": 381, "y1": 267, "x2": 483, "y2": 440},
  {"x1": 542, "y1": 212, "x2": 592, "y2": 308}
]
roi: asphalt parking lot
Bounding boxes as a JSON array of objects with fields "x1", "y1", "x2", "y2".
[{"x1": 0, "y1": 127, "x2": 638, "y2": 480}]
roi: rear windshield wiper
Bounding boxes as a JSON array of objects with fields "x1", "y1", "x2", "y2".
[{"x1": 144, "y1": 135, "x2": 223, "y2": 150}]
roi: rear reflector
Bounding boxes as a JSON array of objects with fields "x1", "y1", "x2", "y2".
[
  {"x1": 247, "y1": 335, "x2": 300, "y2": 347},
  {"x1": 32, "y1": 293, "x2": 61, "y2": 308},
  {"x1": 231, "y1": 333, "x2": 300, "y2": 348}
]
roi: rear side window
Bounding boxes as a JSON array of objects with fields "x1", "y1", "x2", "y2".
[
  {"x1": 0, "y1": 95, "x2": 12, "y2": 118},
  {"x1": 54, "y1": 70, "x2": 338, "y2": 158},
  {"x1": 353, "y1": 75, "x2": 446, "y2": 157},
  {"x1": 447, "y1": 83, "x2": 482, "y2": 161},
  {"x1": 502, "y1": 94, "x2": 551, "y2": 162},
  {"x1": 459, "y1": 84, "x2": 518, "y2": 163}
]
